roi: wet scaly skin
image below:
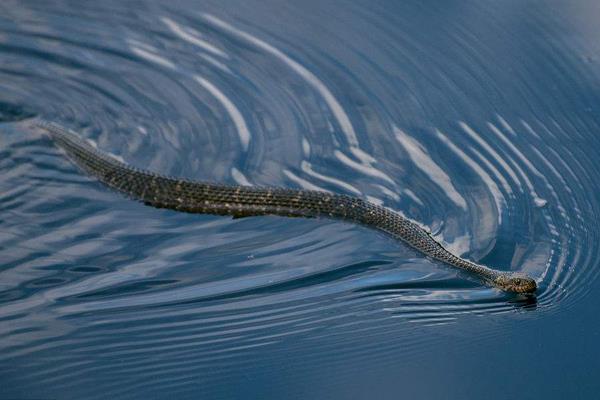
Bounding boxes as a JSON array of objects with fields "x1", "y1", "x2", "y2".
[{"x1": 36, "y1": 121, "x2": 537, "y2": 294}]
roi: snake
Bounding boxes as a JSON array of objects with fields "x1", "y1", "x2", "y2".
[{"x1": 36, "y1": 120, "x2": 537, "y2": 294}]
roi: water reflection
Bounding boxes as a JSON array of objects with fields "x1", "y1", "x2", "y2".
[{"x1": 1, "y1": 1, "x2": 599, "y2": 398}]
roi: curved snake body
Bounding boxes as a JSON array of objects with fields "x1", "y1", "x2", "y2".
[{"x1": 37, "y1": 121, "x2": 537, "y2": 293}]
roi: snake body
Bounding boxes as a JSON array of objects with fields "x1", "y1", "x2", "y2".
[{"x1": 37, "y1": 121, "x2": 537, "y2": 293}]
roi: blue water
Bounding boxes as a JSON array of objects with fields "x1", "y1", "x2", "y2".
[{"x1": 2, "y1": 1, "x2": 600, "y2": 398}]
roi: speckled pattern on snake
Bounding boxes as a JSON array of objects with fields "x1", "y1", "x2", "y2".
[{"x1": 36, "y1": 120, "x2": 537, "y2": 294}]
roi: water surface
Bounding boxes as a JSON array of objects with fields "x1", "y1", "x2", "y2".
[{"x1": 1, "y1": 1, "x2": 600, "y2": 399}]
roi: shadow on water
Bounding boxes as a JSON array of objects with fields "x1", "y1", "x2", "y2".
[{"x1": 507, "y1": 293, "x2": 538, "y2": 310}]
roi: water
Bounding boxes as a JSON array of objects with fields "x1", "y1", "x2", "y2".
[{"x1": 1, "y1": 1, "x2": 600, "y2": 398}]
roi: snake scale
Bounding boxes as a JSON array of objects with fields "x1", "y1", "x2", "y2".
[{"x1": 36, "y1": 120, "x2": 537, "y2": 293}]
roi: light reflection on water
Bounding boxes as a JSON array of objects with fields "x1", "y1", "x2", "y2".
[{"x1": 1, "y1": 1, "x2": 600, "y2": 399}]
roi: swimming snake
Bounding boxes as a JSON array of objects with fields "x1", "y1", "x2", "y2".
[{"x1": 36, "y1": 121, "x2": 537, "y2": 294}]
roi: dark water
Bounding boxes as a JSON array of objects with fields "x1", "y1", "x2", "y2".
[{"x1": 1, "y1": 1, "x2": 600, "y2": 398}]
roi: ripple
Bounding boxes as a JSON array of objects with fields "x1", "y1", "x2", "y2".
[{"x1": 1, "y1": 1, "x2": 600, "y2": 398}]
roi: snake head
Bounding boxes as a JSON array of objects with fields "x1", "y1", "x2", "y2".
[{"x1": 493, "y1": 273, "x2": 537, "y2": 294}]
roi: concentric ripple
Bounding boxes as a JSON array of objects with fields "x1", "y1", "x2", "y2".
[{"x1": 1, "y1": 1, "x2": 600, "y2": 398}]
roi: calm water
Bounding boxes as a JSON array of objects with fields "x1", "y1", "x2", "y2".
[{"x1": 2, "y1": 1, "x2": 600, "y2": 398}]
